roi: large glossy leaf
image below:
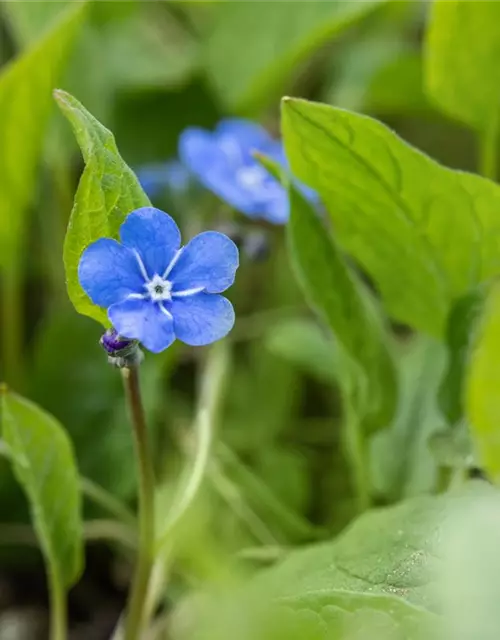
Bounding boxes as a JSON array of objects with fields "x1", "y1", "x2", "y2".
[
  {"x1": 54, "y1": 90, "x2": 150, "y2": 325},
  {"x1": 0, "y1": 387, "x2": 84, "y2": 587},
  {"x1": 287, "y1": 186, "x2": 397, "y2": 432},
  {"x1": 0, "y1": 2, "x2": 86, "y2": 268},
  {"x1": 466, "y1": 283, "x2": 500, "y2": 484},
  {"x1": 282, "y1": 98, "x2": 500, "y2": 336},
  {"x1": 205, "y1": 0, "x2": 385, "y2": 112},
  {"x1": 425, "y1": 1, "x2": 500, "y2": 131}
]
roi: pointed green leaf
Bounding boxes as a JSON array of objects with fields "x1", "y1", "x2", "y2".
[
  {"x1": 0, "y1": 387, "x2": 84, "y2": 587},
  {"x1": 287, "y1": 185, "x2": 396, "y2": 432},
  {"x1": 282, "y1": 98, "x2": 500, "y2": 336},
  {"x1": 205, "y1": 0, "x2": 386, "y2": 112},
  {"x1": 54, "y1": 90, "x2": 150, "y2": 324},
  {"x1": 0, "y1": 2, "x2": 86, "y2": 268},
  {"x1": 425, "y1": 1, "x2": 500, "y2": 131},
  {"x1": 466, "y1": 283, "x2": 500, "y2": 484}
]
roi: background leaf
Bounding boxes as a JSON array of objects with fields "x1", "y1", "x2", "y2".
[
  {"x1": 282, "y1": 98, "x2": 500, "y2": 336},
  {"x1": 424, "y1": 1, "x2": 500, "y2": 131},
  {"x1": 0, "y1": 387, "x2": 84, "y2": 587},
  {"x1": 287, "y1": 185, "x2": 397, "y2": 432},
  {"x1": 204, "y1": 0, "x2": 386, "y2": 112},
  {"x1": 54, "y1": 89, "x2": 150, "y2": 325},
  {"x1": 0, "y1": 2, "x2": 86, "y2": 268}
]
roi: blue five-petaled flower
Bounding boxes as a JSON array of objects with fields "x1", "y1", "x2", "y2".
[
  {"x1": 78, "y1": 207, "x2": 239, "y2": 353},
  {"x1": 179, "y1": 119, "x2": 294, "y2": 225}
]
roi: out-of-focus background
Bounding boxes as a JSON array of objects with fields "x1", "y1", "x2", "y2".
[{"x1": 0, "y1": 1, "x2": 481, "y2": 638}]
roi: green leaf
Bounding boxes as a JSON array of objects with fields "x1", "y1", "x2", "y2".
[
  {"x1": 287, "y1": 185, "x2": 397, "y2": 432},
  {"x1": 281, "y1": 98, "x2": 500, "y2": 336},
  {"x1": 205, "y1": 0, "x2": 386, "y2": 112},
  {"x1": 0, "y1": 2, "x2": 86, "y2": 268},
  {"x1": 54, "y1": 90, "x2": 150, "y2": 325},
  {"x1": 371, "y1": 335, "x2": 446, "y2": 501},
  {"x1": 251, "y1": 484, "x2": 494, "y2": 609},
  {"x1": 424, "y1": 1, "x2": 500, "y2": 131},
  {"x1": 0, "y1": 387, "x2": 84, "y2": 587},
  {"x1": 466, "y1": 282, "x2": 500, "y2": 483}
]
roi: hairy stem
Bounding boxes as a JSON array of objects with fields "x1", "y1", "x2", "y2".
[
  {"x1": 48, "y1": 568, "x2": 66, "y2": 640},
  {"x1": 122, "y1": 366, "x2": 156, "y2": 640}
]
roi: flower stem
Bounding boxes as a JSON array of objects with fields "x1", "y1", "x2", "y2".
[
  {"x1": 121, "y1": 366, "x2": 156, "y2": 640},
  {"x1": 479, "y1": 112, "x2": 499, "y2": 180},
  {"x1": 48, "y1": 568, "x2": 66, "y2": 640}
]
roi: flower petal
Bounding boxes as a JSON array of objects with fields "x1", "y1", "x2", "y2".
[
  {"x1": 108, "y1": 298, "x2": 175, "y2": 353},
  {"x1": 216, "y1": 118, "x2": 274, "y2": 159},
  {"x1": 179, "y1": 128, "x2": 260, "y2": 214},
  {"x1": 170, "y1": 231, "x2": 239, "y2": 294},
  {"x1": 78, "y1": 238, "x2": 144, "y2": 308},
  {"x1": 120, "y1": 207, "x2": 181, "y2": 278},
  {"x1": 171, "y1": 293, "x2": 235, "y2": 346}
]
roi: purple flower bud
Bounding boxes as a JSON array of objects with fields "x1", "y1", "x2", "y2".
[{"x1": 100, "y1": 328, "x2": 134, "y2": 355}]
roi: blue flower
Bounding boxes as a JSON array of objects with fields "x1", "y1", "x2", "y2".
[
  {"x1": 78, "y1": 207, "x2": 239, "y2": 353},
  {"x1": 179, "y1": 119, "x2": 306, "y2": 225},
  {"x1": 136, "y1": 160, "x2": 191, "y2": 199}
]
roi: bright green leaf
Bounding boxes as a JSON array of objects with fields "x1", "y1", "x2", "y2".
[
  {"x1": 0, "y1": 2, "x2": 86, "y2": 268},
  {"x1": 287, "y1": 185, "x2": 397, "y2": 432},
  {"x1": 54, "y1": 90, "x2": 150, "y2": 325},
  {"x1": 425, "y1": 1, "x2": 500, "y2": 131},
  {"x1": 205, "y1": 0, "x2": 386, "y2": 112},
  {"x1": 0, "y1": 386, "x2": 84, "y2": 587},
  {"x1": 466, "y1": 283, "x2": 500, "y2": 483},
  {"x1": 282, "y1": 98, "x2": 500, "y2": 336}
]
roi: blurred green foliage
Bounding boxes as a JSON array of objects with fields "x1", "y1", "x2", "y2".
[{"x1": 2, "y1": 1, "x2": 500, "y2": 639}]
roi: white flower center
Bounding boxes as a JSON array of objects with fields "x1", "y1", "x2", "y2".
[
  {"x1": 145, "y1": 274, "x2": 173, "y2": 302},
  {"x1": 237, "y1": 164, "x2": 268, "y2": 189}
]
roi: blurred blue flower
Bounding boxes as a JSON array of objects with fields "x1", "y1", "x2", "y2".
[
  {"x1": 136, "y1": 160, "x2": 191, "y2": 199},
  {"x1": 179, "y1": 119, "x2": 315, "y2": 224},
  {"x1": 78, "y1": 207, "x2": 238, "y2": 353}
]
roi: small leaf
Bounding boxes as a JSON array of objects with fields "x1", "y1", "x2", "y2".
[
  {"x1": 466, "y1": 283, "x2": 500, "y2": 484},
  {"x1": 0, "y1": 387, "x2": 84, "y2": 587},
  {"x1": 282, "y1": 98, "x2": 500, "y2": 336},
  {"x1": 425, "y1": 1, "x2": 500, "y2": 131},
  {"x1": 54, "y1": 90, "x2": 150, "y2": 324},
  {"x1": 0, "y1": 2, "x2": 86, "y2": 269},
  {"x1": 205, "y1": 1, "x2": 386, "y2": 112},
  {"x1": 287, "y1": 185, "x2": 397, "y2": 432}
]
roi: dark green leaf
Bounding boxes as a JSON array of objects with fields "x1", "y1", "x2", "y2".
[
  {"x1": 282, "y1": 98, "x2": 500, "y2": 336},
  {"x1": 287, "y1": 185, "x2": 397, "y2": 432},
  {"x1": 438, "y1": 289, "x2": 485, "y2": 425},
  {"x1": 0, "y1": 387, "x2": 84, "y2": 587},
  {"x1": 54, "y1": 90, "x2": 150, "y2": 325}
]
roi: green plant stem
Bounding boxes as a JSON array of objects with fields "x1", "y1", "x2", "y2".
[
  {"x1": 344, "y1": 402, "x2": 370, "y2": 513},
  {"x1": 48, "y1": 569, "x2": 66, "y2": 640},
  {"x1": 80, "y1": 477, "x2": 136, "y2": 527},
  {"x1": 479, "y1": 113, "x2": 500, "y2": 180},
  {"x1": 122, "y1": 366, "x2": 156, "y2": 640},
  {"x1": 1, "y1": 263, "x2": 24, "y2": 390}
]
